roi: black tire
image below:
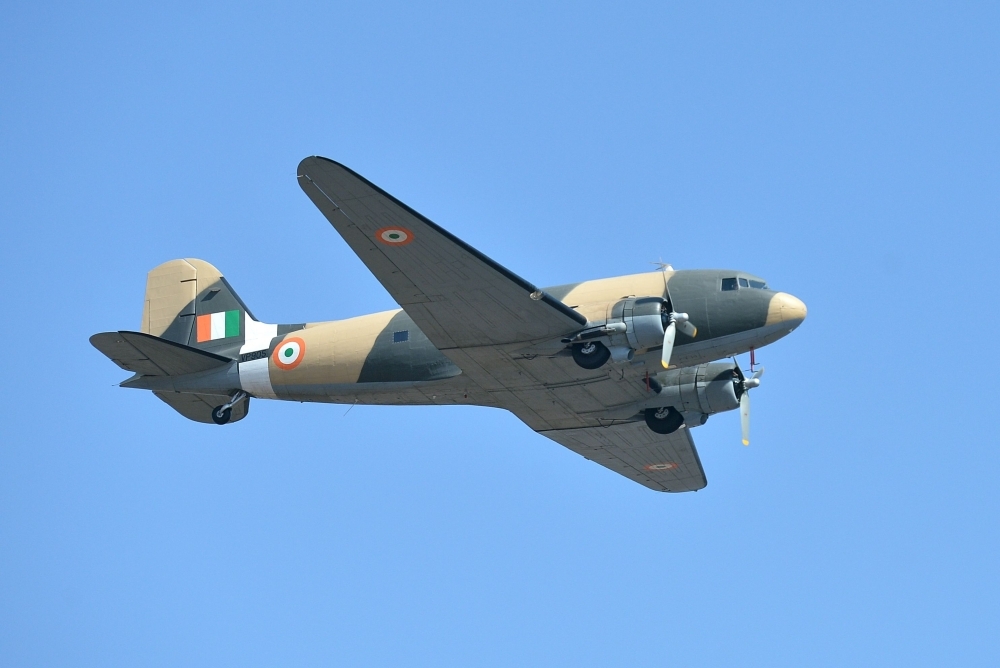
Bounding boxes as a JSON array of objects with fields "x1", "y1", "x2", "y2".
[
  {"x1": 644, "y1": 406, "x2": 684, "y2": 435},
  {"x1": 211, "y1": 405, "x2": 232, "y2": 425},
  {"x1": 571, "y1": 341, "x2": 611, "y2": 370}
]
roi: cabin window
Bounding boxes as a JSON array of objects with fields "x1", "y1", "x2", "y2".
[
  {"x1": 721, "y1": 277, "x2": 738, "y2": 291},
  {"x1": 749, "y1": 279, "x2": 768, "y2": 289},
  {"x1": 393, "y1": 330, "x2": 409, "y2": 343},
  {"x1": 739, "y1": 278, "x2": 749, "y2": 288}
]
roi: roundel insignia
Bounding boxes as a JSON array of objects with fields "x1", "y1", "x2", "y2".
[
  {"x1": 375, "y1": 226, "x2": 414, "y2": 246},
  {"x1": 644, "y1": 462, "x2": 679, "y2": 471},
  {"x1": 273, "y1": 337, "x2": 306, "y2": 370}
]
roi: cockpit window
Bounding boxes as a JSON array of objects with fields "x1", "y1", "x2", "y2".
[{"x1": 723, "y1": 276, "x2": 771, "y2": 291}]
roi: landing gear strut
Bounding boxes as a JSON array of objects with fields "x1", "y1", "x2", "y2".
[
  {"x1": 212, "y1": 390, "x2": 247, "y2": 426},
  {"x1": 644, "y1": 406, "x2": 684, "y2": 435}
]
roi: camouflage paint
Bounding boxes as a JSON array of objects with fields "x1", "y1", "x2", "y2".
[
  {"x1": 666, "y1": 269, "x2": 771, "y2": 340},
  {"x1": 121, "y1": 260, "x2": 804, "y2": 413},
  {"x1": 355, "y1": 310, "x2": 461, "y2": 383},
  {"x1": 547, "y1": 271, "x2": 668, "y2": 324}
]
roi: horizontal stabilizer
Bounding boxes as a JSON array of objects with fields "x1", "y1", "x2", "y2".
[
  {"x1": 90, "y1": 330, "x2": 232, "y2": 377},
  {"x1": 154, "y1": 391, "x2": 249, "y2": 424}
]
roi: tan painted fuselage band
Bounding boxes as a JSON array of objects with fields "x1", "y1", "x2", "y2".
[{"x1": 269, "y1": 309, "x2": 399, "y2": 387}]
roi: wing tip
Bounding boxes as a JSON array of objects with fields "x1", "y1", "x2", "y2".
[{"x1": 298, "y1": 155, "x2": 347, "y2": 176}]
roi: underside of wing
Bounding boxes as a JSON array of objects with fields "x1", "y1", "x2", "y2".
[
  {"x1": 540, "y1": 421, "x2": 708, "y2": 492},
  {"x1": 297, "y1": 157, "x2": 586, "y2": 349}
]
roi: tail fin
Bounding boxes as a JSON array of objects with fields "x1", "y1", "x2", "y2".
[{"x1": 140, "y1": 259, "x2": 256, "y2": 357}]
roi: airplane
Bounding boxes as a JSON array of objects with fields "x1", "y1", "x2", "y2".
[{"x1": 91, "y1": 157, "x2": 807, "y2": 493}]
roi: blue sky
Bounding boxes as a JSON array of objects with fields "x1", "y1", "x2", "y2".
[{"x1": 2, "y1": 2, "x2": 998, "y2": 665}]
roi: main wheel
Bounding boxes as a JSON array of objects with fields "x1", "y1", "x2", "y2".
[
  {"x1": 211, "y1": 405, "x2": 232, "y2": 425},
  {"x1": 571, "y1": 341, "x2": 611, "y2": 369},
  {"x1": 644, "y1": 406, "x2": 684, "y2": 435}
]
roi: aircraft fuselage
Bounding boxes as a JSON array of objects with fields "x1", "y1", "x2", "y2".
[{"x1": 124, "y1": 268, "x2": 806, "y2": 411}]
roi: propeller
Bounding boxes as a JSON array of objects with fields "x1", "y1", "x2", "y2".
[
  {"x1": 660, "y1": 310, "x2": 698, "y2": 368},
  {"x1": 734, "y1": 364, "x2": 764, "y2": 446}
]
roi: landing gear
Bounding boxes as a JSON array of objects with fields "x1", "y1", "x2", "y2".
[
  {"x1": 212, "y1": 405, "x2": 232, "y2": 425},
  {"x1": 211, "y1": 390, "x2": 247, "y2": 426},
  {"x1": 571, "y1": 341, "x2": 611, "y2": 369},
  {"x1": 644, "y1": 406, "x2": 684, "y2": 435}
]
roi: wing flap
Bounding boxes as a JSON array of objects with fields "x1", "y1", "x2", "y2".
[
  {"x1": 297, "y1": 157, "x2": 586, "y2": 349},
  {"x1": 540, "y1": 422, "x2": 708, "y2": 492}
]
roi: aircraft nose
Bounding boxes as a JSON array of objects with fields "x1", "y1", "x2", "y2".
[{"x1": 766, "y1": 292, "x2": 807, "y2": 328}]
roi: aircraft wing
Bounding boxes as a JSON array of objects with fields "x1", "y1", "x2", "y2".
[
  {"x1": 539, "y1": 422, "x2": 708, "y2": 492},
  {"x1": 297, "y1": 157, "x2": 587, "y2": 349},
  {"x1": 298, "y1": 157, "x2": 707, "y2": 494}
]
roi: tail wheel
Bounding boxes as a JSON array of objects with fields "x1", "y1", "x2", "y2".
[
  {"x1": 644, "y1": 406, "x2": 683, "y2": 435},
  {"x1": 212, "y1": 405, "x2": 232, "y2": 425},
  {"x1": 571, "y1": 341, "x2": 611, "y2": 369}
]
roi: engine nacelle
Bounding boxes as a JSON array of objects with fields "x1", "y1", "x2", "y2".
[
  {"x1": 565, "y1": 296, "x2": 672, "y2": 370},
  {"x1": 652, "y1": 362, "x2": 741, "y2": 419},
  {"x1": 606, "y1": 297, "x2": 667, "y2": 351}
]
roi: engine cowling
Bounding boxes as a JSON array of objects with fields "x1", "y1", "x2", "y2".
[
  {"x1": 565, "y1": 296, "x2": 675, "y2": 369},
  {"x1": 651, "y1": 362, "x2": 741, "y2": 420},
  {"x1": 606, "y1": 297, "x2": 668, "y2": 351}
]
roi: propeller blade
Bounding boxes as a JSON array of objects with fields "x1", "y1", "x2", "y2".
[
  {"x1": 668, "y1": 312, "x2": 698, "y2": 339},
  {"x1": 740, "y1": 391, "x2": 750, "y2": 446},
  {"x1": 660, "y1": 321, "x2": 676, "y2": 368},
  {"x1": 677, "y1": 320, "x2": 698, "y2": 338}
]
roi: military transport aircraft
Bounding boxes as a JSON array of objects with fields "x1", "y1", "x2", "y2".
[{"x1": 91, "y1": 157, "x2": 806, "y2": 492}]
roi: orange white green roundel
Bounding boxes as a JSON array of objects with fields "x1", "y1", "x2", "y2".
[
  {"x1": 644, "y1": 462, "x2": 679, "y2": 471},
  {"x1": 375, "y1": 226, "x2": 414, "y2": 245},
  {"x1": 273, "y1": 337, "x2": 306, "y2": 370}
]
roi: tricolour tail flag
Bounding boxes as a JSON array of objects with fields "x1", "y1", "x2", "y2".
[{"x1": 196, "y1": 310, "x2": 240, "y2": 342}]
